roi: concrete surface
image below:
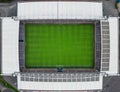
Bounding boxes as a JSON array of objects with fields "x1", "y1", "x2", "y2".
[
  {"x1": 3, "y1": 89, "x2": 14, "y2": 92},
  {"x1": 102, "y1": 0, "x2": 118, "y2": 16},
  {"x1": 0, "y1": 2, "x2": 16, "y2": 17},
  {"x1": 102, "y1": 76, "x2": 120, "y2": 92}
]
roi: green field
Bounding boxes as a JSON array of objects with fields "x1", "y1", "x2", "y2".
[{"x1": 25, "y1": 23, "x2": 95, "y2": 68}]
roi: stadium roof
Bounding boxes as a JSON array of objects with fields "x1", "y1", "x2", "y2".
[
  {"x1": 17, "y1": 1, "x2": 103, "y2": 19},
  {"x1": 107, "y1": 17, "x2": 119, "y2": 74},
  {"x1": 17, "y1": 73, "x2": 103, "y2": 90},
  {"x1": 100, "y1": 17, "x2": 119, "y2": 74},
  {"x1": 1, "y1": 17, "x2": 20, "y2": 74}
]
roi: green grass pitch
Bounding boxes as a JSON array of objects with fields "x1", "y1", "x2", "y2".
[{"x1": 25, "y1": 23, "x2": 95, "y2": 68}]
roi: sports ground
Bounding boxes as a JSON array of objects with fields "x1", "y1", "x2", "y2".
[{"x1": 25, "y1": 23, "x2": 95, "y2": 68}]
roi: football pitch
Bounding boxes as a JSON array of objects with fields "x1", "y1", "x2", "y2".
[{"x1": 25, "y1": 23, "x2": 95, "y2": 68}]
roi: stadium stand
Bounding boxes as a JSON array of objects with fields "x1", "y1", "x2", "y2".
[
  {"x1": 20, "y1": 72, "x2": 100, "y2": 82},
  {"x1": 101, "y1": 21, "x2": 110, "y2": 71},
  {"x1": 95, "y1": 21, "x2": 101, "y2": 71},
  {"x1": 19, "y1": 22, "x2": 25, "y2": 69},
  {"x1": 19, "y1": 19, "x2": 100, "y2": 72}
]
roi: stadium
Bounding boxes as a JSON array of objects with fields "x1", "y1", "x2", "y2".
[{"x1": 0, "y1": 1, "x2": 119, "y2": 91}]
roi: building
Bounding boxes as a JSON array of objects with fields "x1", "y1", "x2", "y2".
[{"x1": 0, "y1": 1, "x2": 119, "y2": 91}]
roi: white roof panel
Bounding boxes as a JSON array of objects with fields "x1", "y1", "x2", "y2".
[
  {"x1": 17, "y1": 2, "x2": 58, "y2": 19},
  {"x1": 1, "y1": 17, "x2": 20, "y2": 74},
  {"x1": 58, "y1": 2, "x2": 103, "y2": 19},
  {"x1": 17, "y1": 1, "x2": 103, "y2": 19},
  {"x1": 108, "y1": 17, "x2": 119, "y2": 74}
]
